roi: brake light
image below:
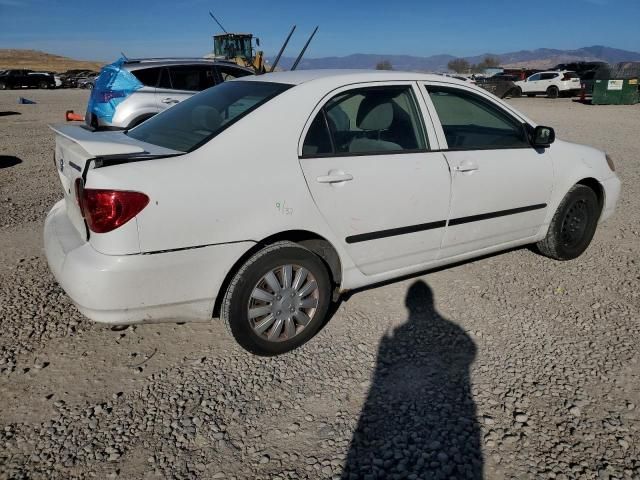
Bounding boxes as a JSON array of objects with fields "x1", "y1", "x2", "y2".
[
  {"x1": 78, "y1": 187, "x2": 149, "y2": 233},
  {"x1": 97, "y1": 91, "x2": 126, "y2": 103}
]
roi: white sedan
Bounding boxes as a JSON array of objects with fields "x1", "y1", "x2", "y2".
[{"x1": 45, "y1": 70, "x2": 621, "y2": 355}]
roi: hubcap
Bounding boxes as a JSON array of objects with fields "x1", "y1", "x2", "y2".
[
  {"x1": 248, "y1": 265, "x2": 319, "y2": 342},
  {"x1": 560, "y1": 199, "x2": 588, "y2": 248}
]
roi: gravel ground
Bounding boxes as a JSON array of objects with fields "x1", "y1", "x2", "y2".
[{"x1": 0, "y1": 90, "x2": 639, "y2": 480}]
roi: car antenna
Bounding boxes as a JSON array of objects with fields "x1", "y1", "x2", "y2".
[
  {"x1": 120, "y1": 51, "x2": 129, "y2": 61},
  {"x1": 208, "y1": 11, "x2": 228, "y2": 33},
  {"x1": 270, "y1": 25, "x2": 296, "y2": 73},
  {"x1": 291, "y1": 26, "x2": 318, "y2": 71}
]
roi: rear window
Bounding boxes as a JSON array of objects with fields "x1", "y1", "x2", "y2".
[{"x1": 127, "y1": 81, "x2": 291, "y2": 152}]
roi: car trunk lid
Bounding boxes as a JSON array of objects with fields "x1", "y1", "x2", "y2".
[{"x1": 50, "y1": 124, "x2": 180, "y2": 239}]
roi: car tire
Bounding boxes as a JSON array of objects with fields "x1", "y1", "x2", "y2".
[
  {"x1": 221, "y1": 241, "x2": 332, "y2": 356},
  {"x1": 38, "y1": 81, "x2": 48, "y2": 89},
  {"x1": 0, "y1": 82, "x2": 6, "y2": 90},
  {"x1": 536, "y1": 184, "x2": 600, "y2": 261},
  {"x1": 547, "y1": 86, "x2": 559, "y2": 99}
]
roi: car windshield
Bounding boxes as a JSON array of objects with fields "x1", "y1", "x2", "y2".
[{"x1": 127, "y1": 80, "x2": 291, "y2": 152}]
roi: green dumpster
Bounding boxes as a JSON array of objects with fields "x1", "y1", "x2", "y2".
[
  {"x1": 592, "y1": 78, "x2": 639, "y2": 105},
  {"x1": 592, "y1": 62, "x2": 639, "y2": 105}
]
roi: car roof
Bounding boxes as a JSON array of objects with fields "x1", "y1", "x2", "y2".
[
  {"x1": 123, "y1": 58, "x2": 251, "y2": 70},
  {"x1": 238, "y1": 69, "x2": 471, "y2": 86}
]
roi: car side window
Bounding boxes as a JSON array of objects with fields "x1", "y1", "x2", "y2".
[
  {"x1": 169, "y1": 66, "x2": 216, "y2": 91},
  {"x1": 158, "y1": 68, "x2": 172, "y2": 89},
  {"x1": 427, "y1": 86, "x2": 529, "y2": 150},
  {"x1": 216, "y1": 65, "x2": 252, "y2": 82},
  {"x1": 131, "y1": 67, "x2": 161, "y2": 87},
  {"x1": 540, "y1": 73, "x2": 557, "y2": 80},
  {"x1": 303, "y1": 86, "x2": 428, "y2": 157},
  {"x1": 528, "y1": 74, "x2": 541, "y2": 81}
]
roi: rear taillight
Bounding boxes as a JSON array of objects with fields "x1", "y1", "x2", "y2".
[
  {"x1": 97, "y1": 91, "x2": 126, "y2": 103},
  {"x1": 77, "y1": 184, "x2": 149, "y2": 233}
]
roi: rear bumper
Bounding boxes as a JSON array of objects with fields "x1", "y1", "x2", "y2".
[
  {"x1": 44, "y1": 200, "x2": 254, "y2": 324},
  {"x1": 600, "y1": 174, "x2": 621, "y2": 223}
]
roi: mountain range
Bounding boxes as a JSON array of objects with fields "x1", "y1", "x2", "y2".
[{"x1": 275, "y1": 45, "x2": 640, "y2": 72}]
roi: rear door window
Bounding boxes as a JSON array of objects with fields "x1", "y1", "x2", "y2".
[
  {"x1": 303, "y1": 86, "x2": 427, "y2": 156},
  {"x1": 169, "y1": 65, "x2": 216, "y2": 91},
  {"x1": 131, "y1": 67, "x2": 161, "y2": 87}
]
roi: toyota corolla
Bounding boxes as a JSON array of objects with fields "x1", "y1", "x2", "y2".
[{"x1": 45, "y1": 70, "x2": 621, "y2": 355}]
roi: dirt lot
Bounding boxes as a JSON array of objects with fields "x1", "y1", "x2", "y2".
[{"x1": 1, "y1": 90, "x2": 639, "y2": 480}]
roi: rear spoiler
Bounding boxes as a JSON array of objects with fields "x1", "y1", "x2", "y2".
[{"x1": 49, "y1": 124, "x2": 147, "y2": 157}]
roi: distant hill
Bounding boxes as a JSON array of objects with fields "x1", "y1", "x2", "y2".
[
  {"x1": 276, "y1": 45, "x2": 640, "y2": 71},
  {"x1": 0, "y1": 49, "x2": 104, "y2": 73}
]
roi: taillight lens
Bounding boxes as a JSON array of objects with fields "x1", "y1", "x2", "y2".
[{"x1": 79, "y1": 187, "x2": 149, "y2": 233}]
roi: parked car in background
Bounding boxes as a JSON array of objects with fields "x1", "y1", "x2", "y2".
[
  {"x1": 85, "y1": 58, "x2": 253, "y2": 130},
  {"x1": 77, "y1": 73, "x2": 98, "y2": 89},
  {"x1": 514, "y1": 71, "x2": 581, "y2": 98},
  {"x1": 46, "y1": 70, "x2": 620, "y2": 355},
  {"x1": 551, "y1": 61, "x2": 608, "y2": 76},
  {"x1": 476, "y1": 75, "x2": 520, "y2": 98},
  {"x1": 60, "y1": 69, "x2": 97, "y2": 88},
  {"x1": 0, "y1": 69, "x2": 56, "y2": 89}
]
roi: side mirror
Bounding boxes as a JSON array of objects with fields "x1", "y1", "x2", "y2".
[{"x1": 531, "y1": 125, "x2": 555, "y2": 147}]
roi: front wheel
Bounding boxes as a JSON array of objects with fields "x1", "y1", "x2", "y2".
[
  {"x1": 221, "y1": 241, "x2": 332, "y2": 356},
  {"x1": 38, "y1": 81, "x2": 48, "y2": 89},
  {"x1": 536, "y1": 184, "x2": 600, "y2": 260}
]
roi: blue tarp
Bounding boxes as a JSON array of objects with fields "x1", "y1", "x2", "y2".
[{"x1": 86, "y1": 58, "x2": 143, "y2": 123}]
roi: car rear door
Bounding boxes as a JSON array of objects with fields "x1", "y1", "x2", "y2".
[
  {"x1": 156, "y1": 65, "x2": 216, "y2": 108},
  {"x1": 422, "y1": 83, "x2": 553, "y2": 258},
  {"x1": 298, "y1": 82, "x2": 452, "y2": 276}
]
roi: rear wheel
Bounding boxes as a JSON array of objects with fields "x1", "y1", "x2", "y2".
[
  {"x1": 547, "y1": 86, "x2": 559, "y2": 99},
  {"x1": 0, "y1": 82, "x2": 6, "y2": 90},
  {"x1": 221, "y1": 241, "x2": 332, "y2": 356},
  {"x1": 536, "y1": 184, "x2": 600, "y2": 260},
  {"x1": 38, "y1": 80, "x2": 48, "y2": 89}
]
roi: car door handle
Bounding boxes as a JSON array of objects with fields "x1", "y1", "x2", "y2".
[
  {"x1": 316, "y1": 172, "x2": 354, "y2": 184},
  {"x1": 161, "y1": 97, "x2": 179, "y2": 104},
  {"x1": 454, "y1": 160, "x2": 479, "y2": 173}
]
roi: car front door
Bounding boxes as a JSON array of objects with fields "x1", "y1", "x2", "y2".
[
  {"x1": 423, "y1": 84, "x2": 553, "y2": 258},
  {"x1": 299, "y1": 83, "x2": 452, "y2": 276},
  {"x1": 523, "y1": 73, "x2": 542, "y2": 93}
]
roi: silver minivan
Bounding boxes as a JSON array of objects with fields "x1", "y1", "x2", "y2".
[{"x1": 85, "y1": 58, "x2": 253, "y2": 130}]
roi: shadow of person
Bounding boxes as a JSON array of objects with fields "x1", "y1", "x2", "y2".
[{"x1": 342, "y1": 280, "x2": 482, "y2": 480}]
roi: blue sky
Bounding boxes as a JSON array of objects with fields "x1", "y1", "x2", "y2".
[{"x1": 1, "y1": 0, "x2": 638, "y2": 61}]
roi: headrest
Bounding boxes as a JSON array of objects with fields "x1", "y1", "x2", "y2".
[
  {"x1": 192, "y1": 105, "x2": 223, "y2": 131},
  {"x1": 356, "y1": 96, "x2": 394, "y2": 130}
]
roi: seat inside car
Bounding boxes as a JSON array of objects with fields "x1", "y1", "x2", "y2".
[
  {"x1": 192, "y1": 105, "x2": 223, "y2": 132},
  {"x1": 349, "y1": 96, "x2": 401, "y2": 153}
]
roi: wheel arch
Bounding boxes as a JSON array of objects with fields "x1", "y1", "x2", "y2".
[
  {"x1": 576, "y1": 177, "x2": 605, "y2": 212},
  {"x1": 212, "y1": 230, "x2": 343, "y2": 318}
]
